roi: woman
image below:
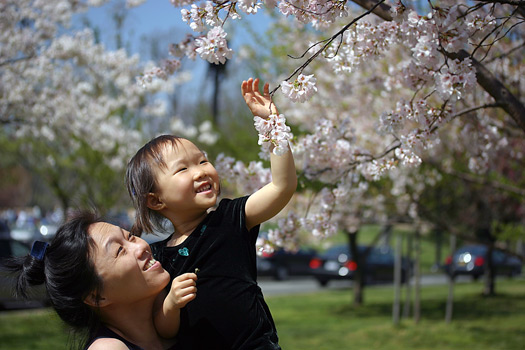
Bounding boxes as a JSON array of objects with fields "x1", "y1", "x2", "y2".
[{"x1": 5, "y1": 211, "x2": 197, "y2": 350}]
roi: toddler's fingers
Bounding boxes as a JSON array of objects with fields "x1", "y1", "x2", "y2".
[
  {"x1": 246, "y1": 77, "x2": 254, "y2": 92},
  {"x1": 173, "y1": 273, "x2": 197, "y2": 283},
  {"x1": 241, "y1": 80, "x2": 248, "y2": 95},
  {"x1": 263, "y1": 82, "x2": 270, "y2": 96},
  {"x1": 182, "y1": 292, "x2": 197, "y2": 304}
]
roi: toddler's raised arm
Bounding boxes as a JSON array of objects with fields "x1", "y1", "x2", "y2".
[{"x1": 241, "y1": 78, "x2": 297, "y2": 230}]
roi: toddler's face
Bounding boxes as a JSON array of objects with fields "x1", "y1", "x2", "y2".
[{"x1": 153, "y1": 139, "x2": 220, "y2": 214}]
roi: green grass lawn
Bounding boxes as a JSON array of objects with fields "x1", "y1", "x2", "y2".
[
  {"x1": 1, "y1": 279, "x2": 523, "y2": 349},
  {"x1": 270, "y1": 279, "x2": 525, "y2": 350}
]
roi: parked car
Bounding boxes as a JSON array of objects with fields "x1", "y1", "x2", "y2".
[
  {"x1": 257, "y1": 248, "x2": 317, "y2": 280},
  {"x1": 0, "y1": 220, "x2": 9, "y2": 239},
  {"x1": 0, "y1": 238, "x2": 49, "y2": 309},
  {"x1": 443, "y1": 244, "x2": 522, "y2": 280},
  {"x1": 309, "y1": 244, "x2": 412, "y2": 286},
  {"x1": 9, "y1": 221, "x2": 41, "y2": 243}
]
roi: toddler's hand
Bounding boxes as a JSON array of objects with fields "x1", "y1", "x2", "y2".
[
  {"x1": 167, "y1": 272, "x2": 197, "y2": 309},
  {"x1": 241, "y1": 78, "x2": 278, "y2": 119}
]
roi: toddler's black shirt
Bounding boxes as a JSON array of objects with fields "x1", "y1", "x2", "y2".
[{"x1": 150, "y1": 196, "x2": 280, "y2": 350}]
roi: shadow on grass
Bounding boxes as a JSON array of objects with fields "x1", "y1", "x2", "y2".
[{"x1": 333, "y1": 291, "x2": 525, "y2": 321}]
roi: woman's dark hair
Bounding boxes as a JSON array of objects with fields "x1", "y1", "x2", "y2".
[
  {"x1": 125, "y1": 134, "x2": 186, "y2": 235},
  {"x1": 4, "y1": 211, "x2": 104, "y2": 338}
]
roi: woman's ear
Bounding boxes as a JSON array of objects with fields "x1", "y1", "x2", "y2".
[
  {"x1": 84, "y1": 292, "x2": 112, "y2": 308},
  {"x1": 146, "y1": 193, "x2": 166, "y2": 211}
]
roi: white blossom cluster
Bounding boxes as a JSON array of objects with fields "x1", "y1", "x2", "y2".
[
  {"x1": 275, "y1": 0, "x2": 349, "y2": 27},
  {"x1": 214, "y1": 154, "x2": 272, "y2": 194},
  {"x1": 137, "y1": 58, "x2": 182, "y2": 88},
  {"x1": 253, "y1": 114, "x2": 294, "y2": 157},
  {"x1": 299, "y1": 188, "x2": 339, "y2": 238},
  {"x1": 6, "y1": 0, "x2": 522, "y2": 252},
  {"x1": 181, "y1": 2, "x2": 220, "y2": 32},
  {"x1": 281, "y1": 74, "x2": 318, "y2": 103},
  {"x1": 256, "y1": 211, "x2": 302, "y2": 255},
  {"x1": 170, "y1": 119, "x2": 219, "y2": 145},
  {"x1": 325, "y1": 20, "x2": 399, "y2": 73},
  {"x1": 195, "y1": 26, "x2": 233, "y2": 64},
  {"x1": 2, "y1": 0, "x2": 173, "y2": 172},
  {"x1": 294, "y1": 118, "x2": 363, "y2": 183}
]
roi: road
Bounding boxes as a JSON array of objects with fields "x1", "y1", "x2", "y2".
[{"x1": 258, "y1": 274, "x2": 472, "y2": 296}]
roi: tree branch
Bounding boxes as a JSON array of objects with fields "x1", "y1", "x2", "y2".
[
  {"x1": 350, "y1": 0, "x2": 525, "y2": 133},
  {"x1": 429, "y1": 160, "x2": 525, "y2": 197},
  {"x1": 270, "y1": 0, "x2": 387, "y2": 95},
  {"x1": 0, "y1": 55, "x2": 35, "y2": 67},
  {"x1": 484, "y1": 41, "x2": 525, "y2": 63},
  {"x1": 474, "y1": 0, "x2": 525, "y2": 6}
]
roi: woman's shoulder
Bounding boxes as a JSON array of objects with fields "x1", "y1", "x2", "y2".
[{"x1": 87, "y1": 337, "x2": 130, "y2": 350}]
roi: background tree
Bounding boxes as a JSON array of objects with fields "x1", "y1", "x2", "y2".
[
  {"x1": 147, "y1": 0, "x2": 525, "y2": 302},
  {"x1": 0, "y1": 0, "x2": 175, "y2": 215}
]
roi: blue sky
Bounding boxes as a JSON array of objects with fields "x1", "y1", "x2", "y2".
[
  {"x1": 77, "y1": 0, "x2": 272, "y2": 113},
  {"x1": 79, "y1": 1, "x2": 271, "y2": 59}
]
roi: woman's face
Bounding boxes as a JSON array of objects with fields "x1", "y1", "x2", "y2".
[{"x1": 88, "y1": 222, "x2": 169, "y2": 306}]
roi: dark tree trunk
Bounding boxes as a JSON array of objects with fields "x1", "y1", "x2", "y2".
[
  {"x1": 483, "y1": 244, "x2": 496, "y2": 296},
  {"x1": 348, "y1": 230, "x2": 364, "y2": 306}
]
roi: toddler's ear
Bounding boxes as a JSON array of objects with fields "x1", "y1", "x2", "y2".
[{"x1": 147, "y1": 193, "x2": 166, "y2": 211}]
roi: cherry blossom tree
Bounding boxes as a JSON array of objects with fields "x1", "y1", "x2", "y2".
[
  {"x1": 143, "y1": 0, "x2": 524, "y2": 250},
  {"x1": 0, "y1": 0, "x2": 176, "y2": 214},
  {"x1": 139, "y1": 1, "x2": 524, "y2": 306}
]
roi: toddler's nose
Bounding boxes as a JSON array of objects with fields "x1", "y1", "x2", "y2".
[{"x1": 193, "y1": 169, "x2": 206, "y2": 180}]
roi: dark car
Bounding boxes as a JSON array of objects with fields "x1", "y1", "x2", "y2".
[
  {"x1": 257, "y1": 248, "x2": 317, "y2": 280},
  {"x1": 443, "y1": 244, "x2": 522, "y2": 280},
  {"x1": 309, "y1": 244, "x2": 411, "y2": 286},
  {"x1": 0, "y1": 238, "x2": 49, "y2": 309}
]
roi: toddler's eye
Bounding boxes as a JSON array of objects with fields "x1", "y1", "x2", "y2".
[{"x1": 117, "y1": 246, "x2": 123, "y2": 257}]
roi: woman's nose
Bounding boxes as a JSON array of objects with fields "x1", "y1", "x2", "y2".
[{"x1": 133, "y1": 236, "x2": 150, "y2": 258}]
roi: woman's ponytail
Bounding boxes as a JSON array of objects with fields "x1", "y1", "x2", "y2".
[
  {"x1": 4, "y1": 211, "x2": 104, "y2": 334},
  {"x1": 3, "y1": 241, "x2": 48, "y2": 299}
]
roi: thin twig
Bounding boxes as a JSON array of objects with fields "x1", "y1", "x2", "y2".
[
  {"x1": 484, "y1": 41, "x2": 525, "y2": 63},
  {"x1": 269, "y1": 0, "x2": 387, "y2": 95},
  {"x1": 0, "y1": 55, "x2": 35, "y2": 67},
  {"x1": 474, "y1": 0, "x2": 525, "y2": 5}
]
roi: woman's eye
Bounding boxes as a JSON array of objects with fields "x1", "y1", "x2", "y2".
[
  {"x1": 128, "y1": 233, "x2": 134, "y2": 241},
  {"x1": 200, "y1": 160, "x2": 208, "y2": 164}
]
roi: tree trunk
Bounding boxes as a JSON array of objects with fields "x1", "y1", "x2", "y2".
[
  {"x1": 403, "y1": 234, "x2": 413, "y2": 319},
  {"x1": 392, "y1": 235, "x2": 402, "y2": 325},
  {"x1": 348, "y1": 230, "x2": 364, "y2": 306},
  {"x1": 433, "y1": 228, "x2": 443, "y2": 272},
  {"x1": 207, "y1": 60, "x2": 228, "y2": 125},
  {"x1": 483, "y1": 244, "x2": 496, "y2": 296},
  {"x1": 445, "y1": 234, "x2": 456, "y2": 323},
  {"x1": 413, "y1": 227, "x2": 421, "y2": 324}
]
